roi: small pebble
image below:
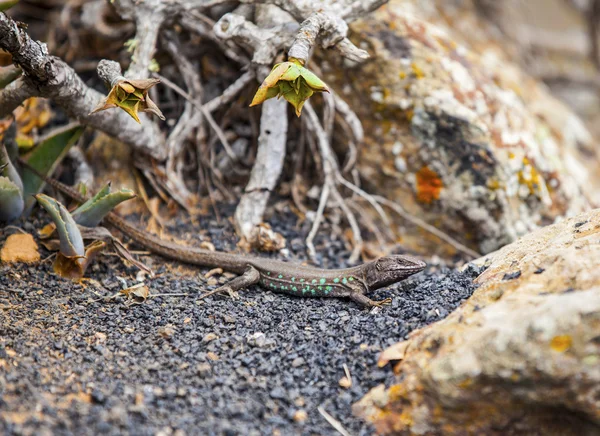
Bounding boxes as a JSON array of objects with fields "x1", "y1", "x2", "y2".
[
  {"x1": 247, "y1": 332, "x2": 267, "y2": 347},
  {"x1": 293, "y1": 410, "x2": 308, "y2": 423},
  {"x1": 203, "y1": 333, "x2": 218, "y2": 343}
]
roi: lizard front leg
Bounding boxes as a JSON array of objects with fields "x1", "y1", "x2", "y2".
[
  {"x1": 349, "y1": 292, "x2": 392, "y2": 307},
  {"x1": 347, "y1": 281, "x2": 392, "y2": 307},
  {"x1": 197, "y1": 266, "x2": 260, "y2": 301}
]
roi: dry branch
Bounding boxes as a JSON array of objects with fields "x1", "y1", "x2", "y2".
[{"x1": 0, "y1": 12, "x2": 166, "y2": 160}]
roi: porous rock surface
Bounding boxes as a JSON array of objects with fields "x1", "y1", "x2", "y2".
[
  {"x1": 354, "y1": 208, "x2": 600, "y2": 435},
  {"x1": 327, "y1": 0, "x2": 600, "y2": 255}
]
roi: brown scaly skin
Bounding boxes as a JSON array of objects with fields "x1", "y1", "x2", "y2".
[{"x1": 22, "y1": 160, "x2": 426, "y2": 306}]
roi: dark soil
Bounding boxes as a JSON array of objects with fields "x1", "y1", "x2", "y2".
[{"x1": 0, "y1": 204, "x2": 481, "y2": 436}]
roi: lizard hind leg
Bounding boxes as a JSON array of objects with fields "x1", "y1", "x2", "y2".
[{"x1": 197, "y1": 266, "x2": 260, "y2": 301}]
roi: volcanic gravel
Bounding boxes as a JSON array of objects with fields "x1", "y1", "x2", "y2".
[{"x1": 0, "y1": 204, "x2": 481, "y2": 435}]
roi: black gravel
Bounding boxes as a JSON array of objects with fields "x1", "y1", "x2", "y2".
[{"x1": 0, "y1": 204, "x2": 481, "y2": 435}]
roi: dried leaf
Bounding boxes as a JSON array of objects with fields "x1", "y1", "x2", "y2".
[
  {"x1": 80, "y1": 240, "x2": 106, "y2": 271},
  {"x1": 111, "y1": 237, "x2": 154, "y2": 276},
  {"x1": 0, "y1": 233, "x2": 39, "y2": 263},
  {"x1": 38, "y1": 222, "x2": 57, "y2": 240},
  {"x1": 120, "y1": 283, "x2": 149, "y2": 303},
  {"x1": 53, "y1": 252, "x2": 86, "y2": 280},
  {"x1": 52, "y1": 240, "x2": 105, "y2": 281}
]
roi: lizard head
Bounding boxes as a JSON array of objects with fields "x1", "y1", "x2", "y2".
[{"x1": 364, "y1": 255, "x2": 426, "y2": 290}]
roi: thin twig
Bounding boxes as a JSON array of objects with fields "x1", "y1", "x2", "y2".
[
  {"x1": 305, "y1": 102, "x2": 364, "y2": 263},
  {"x1": 317, "y1": 407, "x2": 352, "y2": 436},
  {"x1": 373, "y1": 195, "x2": 481, "y2": 259},
  {"x1": 331, "y1": 187, "x2": 362, "y2": 263},
  {"x1": 305, "y1": 180, "x2": 331, "y2": 260},
  {"x1": 1, "y1": 225, "x2": 27, "y2": 234},
  {"x1": 155, "y1": 73, "x2": 239, "y2": 163},
  {"x1": 150, "y1": 293, "x2": 189, "y2": 298},
  {"x1": 342, "y1": 363, "x2": 352, "y2": 384},
  {"x1": 203, "y1": 70, "x2": 255, "y2": 113}
]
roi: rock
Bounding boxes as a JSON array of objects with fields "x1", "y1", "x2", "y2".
[
  {"x1": 354, "y1": 209, "x2": 600, "y2": 435},
  {"x1": 292, "y1": 409, "x2": 307, "y2": 423},
  {"x1": 202, "y1": 333, "x2": 218, "y2": 343},
  {"x1": 477, "y1": 0, "x2": 600, "y2": 139},
  {"x1": 196, "y1": 363, "x2": 212, "y2": 378},
  {"x1": 247, "y1": 332, "x2": 267, "y2": 348},
  {"x1": 325, "y1": 0, "x2": 599, "y2": 255}
]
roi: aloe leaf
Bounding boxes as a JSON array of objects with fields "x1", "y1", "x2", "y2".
[
  {"x1": 0, "y1": 176, "x2": 24, "y2": 222},
  {"x1": 71, "y1": 183, "x2": 136, "y2": 227},
  {"x1": 35, "y1": 193, "x2": 85, "y2": 258},
  {"x1": 0, "y1": 0, "x2": 19, "y2": 12},
  {"x1": 21, "y1": 124, "x2": 83, "y2": 212},
  {"x1": 1, "y1": 139, "x2": 23, "y2": 194},
  {"x1": 71, "y1": 183, "x2": 112, "y2": 215}
]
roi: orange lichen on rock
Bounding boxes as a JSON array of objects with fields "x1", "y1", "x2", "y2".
[
  {"x1": 416, "y1": 166, "x2": 443, "y2": 203},
  {"x1": 550, "y1": 335, "x2": 572, "y2": 353},
  {"x1": 0, "y1": 233, "x2": 40, "y2": 264}
]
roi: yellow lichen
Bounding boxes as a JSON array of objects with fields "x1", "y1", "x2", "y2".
[
  {"x1": 518, "y1": 157, "x2": 544, "y2": 195},
  {"x1": 550, "y1": 335, "x2": 572, "y2": 353},
  {"x1": 411, "y1": 62, "x2": 425, "y2": 79}
]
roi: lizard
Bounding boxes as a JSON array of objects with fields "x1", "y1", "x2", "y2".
[{"x1": 21, "y1": 160, "x2": 426, "y2": 307}]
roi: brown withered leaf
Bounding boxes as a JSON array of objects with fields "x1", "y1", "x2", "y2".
[
  {"x1": 120, "y1": 283, "x2": 149, "y2": 304},
  {"x1": 0, "y1": 233, "x2": 40, "y2": 264},
  {"x1": 53, "y1": 240, "x2": 106, "y2": 281},
  {"x1": 111, "y1": 237, "x2": 154, "y2": 276}
]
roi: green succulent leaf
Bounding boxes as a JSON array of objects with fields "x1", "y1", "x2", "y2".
[
  {"x1": 90, "y1": 78, "x2": 165, "y2": 123},
  {"x1": 21, "y1": 124, "x2": 84, "y2": 213},
  {"x1": 71, "y1": 182, "x2": 136, "y2": 227},
  {"x1": 250, "y1": 60, "x2": 329, "y2": 116},
  {"x1": 35, "y1": 193, "x2": 85, "y2": 259},
  {"x1": 1, "y1": 131, "x2": 23, "y2": 194},
  {"x1": 282, "y1": 78, "x2": 314, "y2": 117},
  {"x1": 0, "y1": 176, "x2": 24, "y2": 222},
  {"x1": 0, "y1": 0, "x2": 19, "y2": 12}
]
